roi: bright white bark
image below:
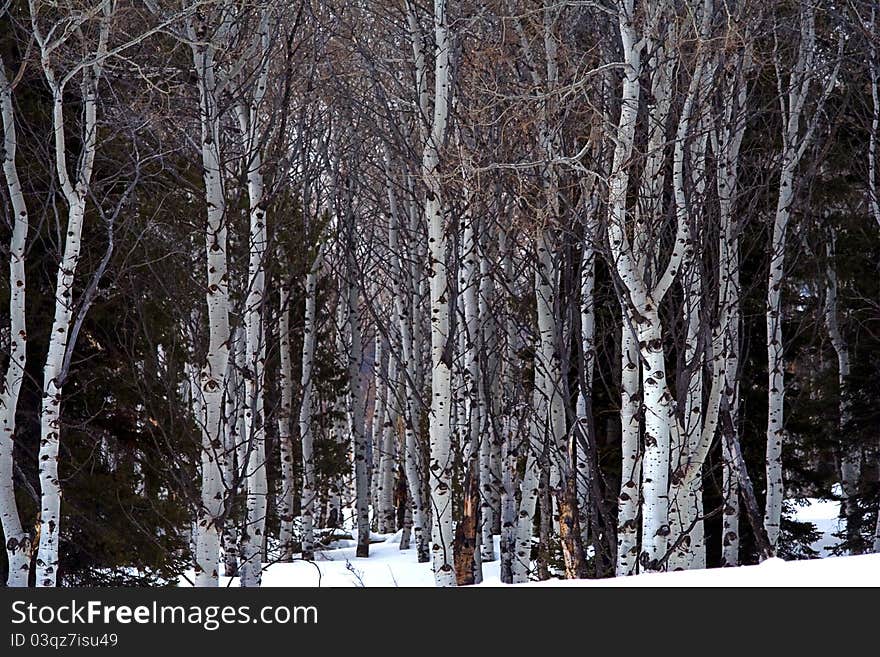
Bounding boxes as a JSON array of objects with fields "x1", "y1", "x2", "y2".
[
  {"x1": 343, "y1": 199, "x2": 370, "y2": 557},
  {"x1": 515, "y1": 6, "x2": 568, "y2": 539},
  {"x1": 221, "y1": 332, "x2": 240, "y2": 576},
  {"x1": 616, "y1": 321, "x2": 641, "y2": 577},
  {"x1": 328, "y1": 301, "x2": 349, "y2": 531},
  {"x1": 31, "y1": 1, "x2": 111, "y2": 586},
  {"x1": 499, "y1": 410, "x2": 519, "y2": 583},
  {"x1": 188, "y1": 14, "x2": 231, "y2": 587},
  {"x1": 534, "y1": 230, "x2": 566, "y2": 542},
  {"x1": 607, "y1": 0, "x2": 649, "y2": 574},
  {"x1": 765, "y1": 7, "x2": 841, "y2": 549},
  {"x1": 609, "y1": 0, "x2": 726, "y2": 573},
  {"x1": 668, "y1": 53, "x2": 712, "y2": 570},
  {"x1": 234, "y1": 11, "x2": 272, "y2": 586},
  {"x1": 511, "y1": 415, "x2": 542, "y2": 584},
  {"x1": 387, "y1": 169, "x2": 429, "y2": 559},
  {"x1": 715, "y1": 48, "x2": 749, "y2": 567},
  {"x1": 407, "y1": 0, "x2": 455, "y2": 586},
  {"x1": 300, "y1": 250, "x2": 322, "y2": 560},
  {"x1": 0, "y1": 48, "x2": 31, "y2": 587},
  {"x1": 377, "y1": 331, "x2": 398, "y2": 534}
]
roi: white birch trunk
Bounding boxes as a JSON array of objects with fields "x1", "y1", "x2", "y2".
[
  {"x1": 616, "y1": 321, "x2": 641, "y2": 576},
  {"x1": 764, "y1": 161, "x2": 792, "y2": 551},
  {"x1": 300, "y1": 251, "x2": 321, "y2": 560},
  {"x1": 765, "y1": 5, "x2": 841, "y2": 550},
  {"x1": 869, "y1": 7, "x2": 880, "y2": 230},
  {"x1": 511, "y1": 414, "x2": 542, "y2": 584},
  {"x1": 717, "y1": 53, "x2": 748, "y2": 567},
  {"x1": 234, "y1": 8, "x2": 273, "y2": 586},
  {"x1": 720, "y1": 213, "x2": 742, "y2": 567},
  {"x1": 824, "y1": 228, "x2": 860, "y2": 549},
  {"x1": 222, "y1": 334, "x2": 241, "y2": 575},
  {"x1": 378, "y1": 335, "x2": 398, "y2": 534},
  {"x1": 236, "y1": 137, "x2": 268, "y2": 588},
  {"x1": 576, "y1": 193, "x2": 598, "y2": 548},
  {"x1": 499, "y1": 410, "x2": 519, "y2": 583},
  {"x1": 0, "y1": 53, "x2": 31, "y2": 586},
  {"x1": 607, "y1": 0, "x2": 643, "y2": 577},
  {"x1": 668, "y1": 60, "x2": 711, "y2": 570},
  {"x1": 190, "y1": 28, "x2": 230, "y2": 588},
  {"x1": 534, "y1": 232, "x2": 566, "y2": 550},
  {"x1": 385, "y1": 149, "x2": 430, "y2": 558},
  {"x1": 277, "y1": 260, "x2": 296, "y2": 561},
  {"x1": 477, "y1": 238, "x2": 496, "y2": 562},
  {"x1": 407, "y1": 0, "x2": 455, "y2": 586},
  {"x1": 32, "y1": 3, "x2": 111, "y2": 585},
  {"x1": 346, "y1": 245, "x2": 371, "y2": 558},
  {"x1": 636, "y1": 310, "x2": 672, "y2": 571},
  {"x1": 371, "y1": 331, "x2": 387, "y2": 532}
]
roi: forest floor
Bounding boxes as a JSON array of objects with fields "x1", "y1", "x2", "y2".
[{"x1": 180, "y1": 491, "x2": 880, "y2": 586}]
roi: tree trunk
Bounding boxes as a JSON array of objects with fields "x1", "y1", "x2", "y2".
[
  {"x1": 300, "y1": 252, "x2": 321, "y2": 560},
  {"x1": 191, "y1": 38, "x2": 230, "y2": 588},
  {"x1": 0, "y1": 57, "x2": 31, "y2": 587},
  {"x1": 277, "y1": 262, "x2": 296, "y2": 561},
  {"x1": 236, "y1": 105, "x2": 269, "y2": 588},
  {"x1": 824, "y1": 228, "x2": 860, "y2": 551}
]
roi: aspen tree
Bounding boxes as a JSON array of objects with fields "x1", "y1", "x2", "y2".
[
  {"x1": 824, "y1": 227, "x2": 860, "y2": 549},
  {"x1": 300, "y1": 249, "x2": 322, "y2": 560},
  {"x1": 277, "y1": 253, "x2": 296, "y2": 561},
  {"x1": 0, "y1": 25, "x2": 31, "y2": 586},
  {"x1": 406, "y1": 0, "x2": 456, "y2": 586},
  {"x1": 713, "y1": 45, "x2": 750, "y2": 566},
  {"x1": 235, "y1": 8, "x2": 274, "y2": 588},
  {"x1": 185, "y1": 2, "x2": 234, "y2": 586},
  {"x1": 29, "y1": 0, "x2": 113, "y2": 586},
  {"x1": 765, "y1": 5, "x2": 841, "y2": 548}
]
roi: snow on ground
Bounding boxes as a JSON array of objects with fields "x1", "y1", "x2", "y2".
[
  {"x1": 792, "y1": 483, "x2": 845, "y2": 557},
  {"x1": 180, "y1": 489, "x2": 879, "y2": 587}
]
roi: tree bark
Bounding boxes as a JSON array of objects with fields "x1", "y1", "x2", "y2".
[{"x1": 0, "y1": 52, "x2": 31, "y2": 587}]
